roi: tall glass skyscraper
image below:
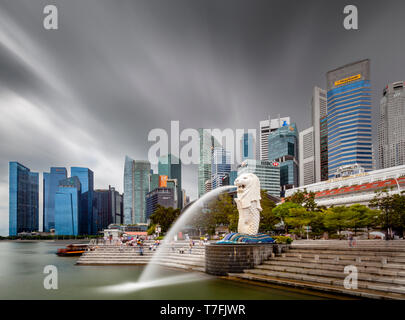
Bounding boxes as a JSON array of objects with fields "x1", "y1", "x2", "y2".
[
  {"x1": 55, "y1": 176, "x2": 82, "y2": 235},
  {"x1": 198, "y1": 129, "x2": 220, "y2": 198},
  {"x1": 211, "y1": 147, "x2": 231, "y2": 189},
  {"x1": 123, "y1": 156, "x2": 151, "y2": 224},
  {"x1": 268, "y1": 123, "x2": 299, "y2": 195},
  {"x1": 71, "y1": 167, "x2": 94, "y2": 234},
  {"x1": 43, "y1": 167, "x2": 67, "y2": 232},
  {"x1": 9, "y1": 162, "x2": 39, "y2": 236},
  {"x1": 378, "y1": 81, "x2": 405, "y2": 169},
  {"x1": 158, "y1": 154, "x2": 182, "y2": 208},
  {"x1": 326, "y1": 59, "x2": 373, "y2": 178}
]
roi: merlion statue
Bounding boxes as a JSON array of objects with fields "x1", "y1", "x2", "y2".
[
  {"x1": 234, "y1": 173, "x2": 262, "y2": 235},
  {"x1": 217, "y1": 172, "x2": 274, "y2": 244}
]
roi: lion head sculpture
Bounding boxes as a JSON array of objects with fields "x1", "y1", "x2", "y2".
[{"x1": 234, "y1": 173, "x2": 262, "y2": 211}]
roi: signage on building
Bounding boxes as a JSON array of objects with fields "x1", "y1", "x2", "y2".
[
  {"x1": 159, "y1": 175, "x2": 168, "y2": 187},
  {"x1": 334, "y1": 74, "x2": 361, "y2": 86},
  {"x1": 272, "y1": 161, "x2": 279, "y2": 167}
]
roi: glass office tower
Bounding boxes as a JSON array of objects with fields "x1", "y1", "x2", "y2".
[
  {"x1": 268, "y1": 123, "x2": 299, "y2": 195},
  {"x1": 55, "y1": 177, "x2": 82, "y2": 235},
  {"x1": 43, "y1": 167, "x2": 67, "y2": 232},
  {"x1": 123, "y1": 156, "x2": 151, "y2": 224},
  {"x1": 240, "y1": 132, "x2": 256, "y2": 161},
  {"x1": 158, "y1": 154, "x2": 182, "y2": 209},
  {"x1": 9, "y1": 162, "x2": 39, "y2": 236},
  {"x1": 326, "y1": 59, "x2": 373, "y2": 178},
  {"x1": 71, "y1": 167, "x2": 94, "y2": 234},
  {"x1": 211, "y1": 147, "x2": 231, "y2": 189}
]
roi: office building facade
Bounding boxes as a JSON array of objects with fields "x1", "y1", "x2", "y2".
[
  {"x1": 158, "y1": 154, "x2": 182, "y2": 208},
  {"x1": 93, "y1": 186, "x2": 123, "y2": 231},
  {"x1": 55, "y1": 176, "x2": 82, "y2": 235},
  {"x1": 238, "y1": 159, "x2": 281, "y2": 197},
  {"x1": 9, "y1": 162, "x2": 39, "y2": 236},
  {"x1": 145, "y1": 187, "x2": 175, "y2": 221},
  {"x1": 326, "y1": 59, "x2": 373, "y2": 178},
  {"x1": 198, "y1": 129, "x2": 220, "y2": 198},
  {"x1": 211, "y1": 147, "x2": 231, "y2": 189},
  {"x1": 43, "y1": 167, "x2": 67, "y2": 232},
  {"x1": 268, "y1": 123, "x2": 299, "y2": 195},
  {"x1": 123, "y1": 156, "x2": 151, "y2": 224},
  {"x1": 378, "y1": 81, "x2": 405, "y2": 169},
  {"x1": 240, "y1": 132, "x2": 256, "y2": 161},
  {"x1": 259, "y1": 117, "x2": 290, "y2": 161},
  {"x1": 71, "y1": 167, "x2": 94, "y2": 235},
  {"x1": 299, "y1": 127, "x2": 315, "y2": 186}
]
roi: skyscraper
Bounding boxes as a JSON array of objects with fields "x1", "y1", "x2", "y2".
[
  {"x1": 198, "y1": 128, "x2": 220, "y2": 198},
  {"x1": 312, "y1": 86, "x2": 328, "y2": 182},
  {"x1": 158, "y1": 154, "x2": 182, "y2": 208},
  {"x1": 240, "y1": 132, "x2": 256, "y2": 161},
  {"x1": 55, "y1": 176, "x2": 82, "y2": 235},
  {"x1": 378, "y1": 81, "x2": 405, "y2": 169},
  {"x1": 145, "y1": 187, "x2": 175, "y2": 221},
  {"x1": 43, "y1": 167, "x2": 67, "y2": 232},
  {"x1": 93, "y1": 186, "x2": 123, "y2": 231},
  {"x1": 259, "y1": 117, "x2": 290, "y2": 161},
  {"x1": 238, "y1": 159, "x2": 280, "y2": 197},
  {"x1": 326, "y1": 59, "x2": 373, "y2": 178},
  {"x1": 268, "y1": 123, "x2": 299, "y2": 195},
  {"x1": 123, "y1": 156, "x2": 151, "y2": 224},
  {"x1": 9, "y1": 162, "x2": 39, "y2": 236},
  {"x1": 211, "y1": 147, "x2": 231, "y2": 189},
  {"x1": 299, "y1": 127, "x2": 315, "y2": 186},
  {"x1": 71, "y1": 167, "x2": 94, "y2": 234}
]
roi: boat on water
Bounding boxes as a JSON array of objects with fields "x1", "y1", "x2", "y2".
[{"x1": 57, "y1": 244, "x2": 88, "y2": 256}]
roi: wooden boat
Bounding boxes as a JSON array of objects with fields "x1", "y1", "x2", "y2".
[{"x1": 56, "y1": 243, "x2": 88, "y2": 256}]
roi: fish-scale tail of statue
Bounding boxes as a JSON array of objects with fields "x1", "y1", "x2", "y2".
[{"x1": 217, "y1": 173, "x2": 275, "y2": 244}]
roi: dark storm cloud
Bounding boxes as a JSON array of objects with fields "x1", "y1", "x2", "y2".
[{"x1": 0, "y1": 0, "x2": 404, "y2": 234}]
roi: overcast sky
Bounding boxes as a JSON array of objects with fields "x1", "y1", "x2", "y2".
[{"x1": 1, "y1": 0, "x2": 405, "y2": 235}]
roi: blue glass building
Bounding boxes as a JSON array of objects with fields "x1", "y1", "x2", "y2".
[
  {"x1": 123, "y1": 156, "x2": 151, "y2": 224},
  {"x1": 55, "y1": 177, "x2": 82, "y2": 235},
  {"x1": 241, "y1": 132, "x2": 256, "y2": 161},
  {"x1": 9, "y1": 162, "x2": 39, "y2": 236},
  {"x1": 158, "y1": 154, "x2": 182, "y2": 209},
  {"x1": 145, "y1": 187, "x2": 175, "y2": 221},
  {"x1": 71, "y1": 167, "x2": 94, "y2": 234},
  {"x1": 211, "y1": 147, "x2": 231, "y2": 189},
  {"x1": 268, "y1": 123, "x2": 299, "y2": 195},
  {"x1": 326, "y1": 60, "x2": 373, "y2": 178},
  {"x1": 43, "y1": 167, "x2": 67, "y2": 232}
]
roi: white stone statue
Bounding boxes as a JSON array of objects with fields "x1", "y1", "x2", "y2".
[{"x1": 234, "y1": 173, "x2": 262, "y2": 235}]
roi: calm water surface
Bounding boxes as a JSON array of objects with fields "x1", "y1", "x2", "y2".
[{"x1": 0, "y1": 241, "x2": 329, "y2": 300}]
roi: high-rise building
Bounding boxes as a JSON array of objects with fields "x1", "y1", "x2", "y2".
[
  {"x1": 71, "y1": 167, "x2": 94, "y2": 234},
  {"x1": 43, "y1": 167, "x2": 67, "y2": 232},
  {"x1": 123, "y1": 156, "x2": 151, "y2": 224},
  {"x1": 326, "y1": 59, "x2": 373, "y2": 178},
  {"x1": 259, "y1": 117, "x2": 290, "y2": 161},
  {"x1": 238, "y1": 159, "x2": 280, "y2": 197},
  {"x1": 268, "y1": 123, "x2": 299, "y2": 195},
  {"x1": 378, "y1": 81, "x2": 405, "y2": 169},
  {"x1": 158, "y1": 154, "x2": 182, "y2": 208},
  {"x1": 149, "y1": 170, "x2": 159, "y2": 192},
  {"x1": 145, "y1": 187, "x2": 175, "y2": 221},
  {"x1": 198, "y1": 129, "x2": 220, "y2": 198},
  {"x1": 229, "y1": 170, "x2": 238, "y2": 186},
  {"x1": 211, "y1": 147, "x2": 231, "y2": 189},
  {"x1": 299, "y1": 127, "x2": 315, "y2": 186},
  {"x1": 204, "y1": 179, "x2": 212, "y2": 194},
  {"x1": 9, "y1": 162, "x2": 39, "y2": 236},
  {"x1": 240, "y1": 132, "x2": 256, "y2": 161},
  {"x1": 54, "y1": 176, "x2": 82, "y2": 235},
  {"x1": 93, "y1": 186, "x2": 123, "y2": 231},
  {"x1": 311, "y1": 87, "x2": 328, "y2": 181}
]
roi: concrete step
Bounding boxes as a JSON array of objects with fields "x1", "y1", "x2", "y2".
[
  {"x1": 254, "y1": 264, "x2": 405, "y2": 285},
  {"x1": 289, "y1": 248, "x2": 405, "y2": 258},
  {"x1": 228, "y1": 272, "x2": 405, "y2": 300},
  {"x1": 241, "y1": 269, "x2": 405, "y2": 296}
]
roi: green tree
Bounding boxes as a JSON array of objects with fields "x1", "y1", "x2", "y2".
[
  {"x1": 149, "y1": 205, "x2": 181, "y2": 233},
  {"x1": 346, "y1": 204, "x2": 379, "y2": 236},
  {"x1": 323, "y1": 206, "x2": 351, "y2": 235},
  {"x1": 259, "y1": 190, "x2": 279, "y2": 233},
  {"x1": 208, "y1": 193, "x2": 238, "y2": 232},
  {"x1": 273, "y1": 202, "x2": 302, "y2": 233}
]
